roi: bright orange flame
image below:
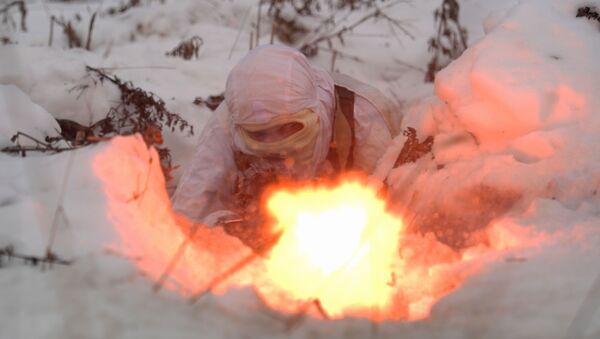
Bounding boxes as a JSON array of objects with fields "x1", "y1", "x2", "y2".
[
  {"x1": 94, "y1": 138, "x2": 542, "y2": 323},
  {"x1": 261, "y1": 180, "x2": 404, "y2": 319}
]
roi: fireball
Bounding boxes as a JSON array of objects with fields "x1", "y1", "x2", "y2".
[
  {"x1": 96, "y1": 136, "x2": 537, "y2": 324},
  {"x1": 260, "y1": 179, "x2": 405, "y2": 319}
]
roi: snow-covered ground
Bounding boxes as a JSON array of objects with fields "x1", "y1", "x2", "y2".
[{"x1": 1, "y1": 0, "x2": 600, "y2": 338}]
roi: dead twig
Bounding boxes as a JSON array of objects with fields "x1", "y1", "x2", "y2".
[
  {"x1": 49, "y1": 15, "x2": 82, "y2": 48},
  {"x1": 85, "y1": 65, "x2": 193, "y2": 177},
  {"x1": 189, "y1": 250, "x2": 262, "y2": 303},
  {"x1": 193, "y1": 93, "x2": 225, "y2": 111},
  {"x1": 0, "y1": 245, "x2": 72, "y2": 269},
  {"x1": 317, "y1": 45, "x2": 364, "y2": 63},
  {"x1": 0, "y1": 1, "x2": 27, "y2": 32},
  {"x1": 229, "y1": 2, "x2": 254, "y2": 59},
  {"x1": 85, "y1": 11, "x2": 97, "y2": 50},
  {"x1": 55, "y1": 118, "x2": 114, "y2": 146},
  {"x1": 165, "y1": 36, "x2": 204, "y2": 60},
  {"x1": 0, "y1": 145, "x2": 77, "y2": 155},
  {"x1": 297, "y1": 0, "x2": 412, "y2": 57},
  {"x1": 300, "y1": 8, "x2": 379, "y2": 51},
  {"x1": 393, "y1": 57, "x2": 426, "y2": 73},
  {"x1": 10, "y1": 131, "x2": 52, "y2": 148},
  {"x1": 152, "y1": 225, "x2": 196, "y2": 292},
  {"x1": 106, "y1": 0, "x2": 141, "y2": 16},
  {"x1": 127, "y1": 155, "x2": 153, "y2": 203},
  {"x1": 425, "y1": 0, "x2": 468, "y2": 82},
  {"x1": 98, "y1": 66, "x2": 175, "y2": 70},
  {"x1": 188, "y1": 230, "x2": 283, "y2": 303},
  {"x1": 1, "y1": 132, "x2": 78, "y2": 156},
  {"x1": 84, "y1": 67, "x2": 192, "y2": 136},
  {"x1": 284, "y1": 298, "x2": 330, "y2": 330},
  {"x1": 272, "y1": 14, "x2": 309, "y2": 46},
  {"x1": 577, "y1": 6, "x2": 600, "y2": 24},
  {"x1": 255, "y1": 0, "x2": 263, "y2": 48},
  {"x1": 1, "y1": 35, "x2": 15, "y2": 44},
  {"x1": 394, "y1": 127, "x2": 434, "y2": 167},
  {"x1": 45, "y1": 150, "x2": 76, "y2": 258}
]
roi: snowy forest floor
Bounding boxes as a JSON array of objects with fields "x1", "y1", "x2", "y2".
[{"x1": 1, "y1": 0, "x2": 600, "y2": 338}]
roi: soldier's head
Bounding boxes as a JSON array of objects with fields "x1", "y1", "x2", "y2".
[{"x1": 225, "y1": 45, "x2": 335, "y2": 177}]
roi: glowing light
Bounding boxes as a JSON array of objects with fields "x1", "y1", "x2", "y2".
[
  {"x1": 94, "y1": 141, "x2": 539, "y2": 322},
  {"x1": 262, "y1": 180, "x2": 404, "y2": 319}
]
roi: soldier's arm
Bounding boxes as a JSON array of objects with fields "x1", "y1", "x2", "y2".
[{"x1": 171, "y1": 103, "x2": 237, "y2": 224}]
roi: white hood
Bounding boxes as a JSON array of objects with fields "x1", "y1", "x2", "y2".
[{"x1": 225, "y1": 45, "x2": 336, "y2": 175}]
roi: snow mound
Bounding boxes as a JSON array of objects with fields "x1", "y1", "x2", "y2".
[
  {"x1": 92, "y1": 135, "x2": 252, "y2": 294},
  {"x1": 0, "y1": 141, "x2": 114, "y2": 256},
  {"x1": 379, "y1": 0, "x2": 600, "y2": 249},
  {"x1": 0, "y1": 84, "x2": 62, "y2": 147},
  {"x1": 436, "y1": 0, "x2": 600, "y2": 148}
]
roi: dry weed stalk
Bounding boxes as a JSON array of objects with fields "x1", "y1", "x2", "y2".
[
  {"x1": 1, "y1": 35, "x2": 15, "y2": 44},
  {"x1": 0, "y1": 245, "x2": 72, "y2": 269},
  {"x1": 425, "y1": 0, "x2": 468, "y2": 82},
  {"x1": 106, "y1": 0, "x2": 141, "y2": 16},
  {"x1": 49, "y1": 12, "x2": 97, "y2": 50},
  {"x1": 86, "y1": 12, "x2": 97, "y2": 50},
  {"x1": 193, "y1": 93, "x2": 224, "y2": 111},
  {"x1": 300, "y1": 2, "x2": 413, "y2": 55},
  {"x1": 263, "y1": 0, "x2": 412, "y2": 64},
  {"x1": 577, "y1": 6, "x2": 600, "y2": 27},
  {"x1": 0, "y1": 0, "x2": 27, "y2": 31},
  {"x1": 165, "y1": 36, "x2": 204, "y2": 60},
  {"x1": 85, "y1": 66, "x2": 193, "y2": 177},
  {"x1": 394, "y1": 127, "x2": 434, "y2": 167},
  {"x1": 3, "y1": 66, "x2": 193, "y2": 183},
  {"x1": 1, "y1": 132, "x2": 77, "y2": 156},
  {"x1": 49, "y1": 15, "x2": 81, "y2": 48}
]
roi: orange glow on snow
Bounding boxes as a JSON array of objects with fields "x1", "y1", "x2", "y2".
[{"x1": 94, "y1": 137, "x2": 541, "y2": 322}]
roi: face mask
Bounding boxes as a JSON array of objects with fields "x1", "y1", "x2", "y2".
[{"x1": 237, "y1": 109, "x2": 320, "y2": 176}]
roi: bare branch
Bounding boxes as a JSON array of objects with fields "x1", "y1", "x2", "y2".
[
  {"x1": 46, "y1": 151, "x2": 76, "y2": 256},
  {"x1": 165, "y1": 36, "x2": 203, "y2": 60},
  {"x1": 0, "y1": 245, "x2": 72, "y2": 269},
  {"x1": 0, "y1": 1, "x2": 27, "y2": 32},
  {"x1": 85, "y1": 11, "x2": 97, "y2": 50},
  {"x1": 298, "y1": 1, "x2": 413, "y2": 57}
]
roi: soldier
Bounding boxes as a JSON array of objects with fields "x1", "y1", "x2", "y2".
[{"x1": 172, "y1": 45, "x2": 401, "y2": 248}]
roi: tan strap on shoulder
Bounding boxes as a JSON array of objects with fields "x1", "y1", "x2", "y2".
[
  {"x1": 331, "y1": 72, "x2": 401, "y2": 137},
  {"x1": 327, "y1": 88, "x2": 354, "y2": 172}
]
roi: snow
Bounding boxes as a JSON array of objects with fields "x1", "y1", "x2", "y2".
[
  {"x1": 1, "y1": 0, "x2": 600, "y2": 338},
  {"x1": 0, "y1": 84, "x2": 61, "y2": 147},
  {"x1": 435, "y1": 0, "x2": 600, "y2": 148}
]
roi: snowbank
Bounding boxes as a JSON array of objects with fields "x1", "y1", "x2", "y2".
[
  {"x1": 0, "y1": 84, "x2": 62, "y2": 147},
  {"x1": 380, "y1": 0, "x2": 600, "y2": 249},
  {"x1": 436, "y1": 0, "x2": 600, "y2": 148},
  {"x1": 92, "y1": 136, "x2": 527, "y2": 322},
  {"x1": 0, "y1": 135, "x2": 262, "y2": 339}
]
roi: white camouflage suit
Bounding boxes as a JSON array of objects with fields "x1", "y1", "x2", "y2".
[{"x1": 172, "y1": 45, "x2": 399, "y2": 224}]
